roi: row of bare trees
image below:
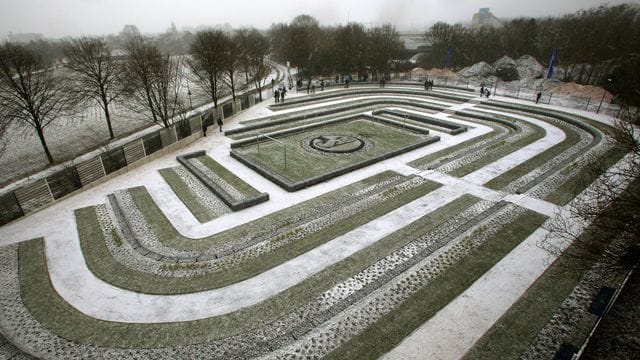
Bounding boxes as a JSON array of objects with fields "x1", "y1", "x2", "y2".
[
  {"x1": 269, "y1": 15, "x2": 405, "y2": 79},
  {"x1": 0, "y1": 28, "x2": 271, "y2": 164}
]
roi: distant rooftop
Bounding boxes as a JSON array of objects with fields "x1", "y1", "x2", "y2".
[{"x1": 472, "y1": 8, "x2": 503, "y2": 29}]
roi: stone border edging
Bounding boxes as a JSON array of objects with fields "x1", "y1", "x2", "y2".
[{"x1": 177, "y1": 151, "x2": 269, "y2": 211}]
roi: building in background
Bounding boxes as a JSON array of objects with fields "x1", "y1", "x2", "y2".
[{"x1": 472, "y1": 8, "x2": 503, "y2": 29}]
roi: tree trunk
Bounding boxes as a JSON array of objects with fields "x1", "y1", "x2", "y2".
[
  {"x1": 102, "y1": 96, "x2": 115, "y2": 139},
  {"x1": 35, "y1": 126, "x2": 55, "y2": 164}
]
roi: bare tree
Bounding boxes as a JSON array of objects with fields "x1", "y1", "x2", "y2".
[
  {"x1": 542, "y1": 113, "x2": 640, "y2": 272},
  {"x1": 222, "y1": 33, "x2": 240, "y2": 101},
  {"x1": 63, "y1": 37, "x2": 122, "y2": 139},
  {"x1": 235, "y1": 28, "x2": 271, "y2": 101},
  {"x1": 122, "y1": 36, "x2": 186, "y2": 128},
  {"x1": 187, "y1": 30, "x2": 227, "y2": 109},
  {"x1": 0, "y1": 43, "x2": 77, "y2": 164}
]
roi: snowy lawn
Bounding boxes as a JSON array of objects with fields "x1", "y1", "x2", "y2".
[
  {"x1": 323, "y1": 208, "x2": 548, "y2": 359},
  {"x1": 17, "y1": 192, "x2": 479, "y2": 349},
  {"x1": 231, "y1": 118, "x2": 433, "y2": 185},
  {"x1": 78, "y1": 174, "x2": 440, "y2": 294},
  {"x1": 158, "y1": 167, "x2": 230, "y2": 223}
]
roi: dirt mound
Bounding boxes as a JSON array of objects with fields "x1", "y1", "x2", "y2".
[
  {"x1": 458, "y1": 62, "x2": 492, "y2": 78},
  {"x1": 551, "y1": 82, "x2": 614, "y2": 101},
  {"x1": 411, "y1": 67, "x2": 458, "y2": 78},
  {"x1": 492, "y1": 56, "x2": 516, "y2": 71},
  {"x1": 515, "y1": 55, "x2": 544, "y2": 79}
]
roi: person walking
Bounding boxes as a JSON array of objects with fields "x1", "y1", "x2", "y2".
[
  {"x1": 217, "y1": 117, "x2": 223, "y2": 132},
  {"x1": 274, "y1": 89, "x2": 280, "y2": 103},
  {"x1": 320, "y1": 80, "x2": 325, "y2": 91},
  {"x1": 480, "y1": 85, "x2": 485, "y2": 97},
  {"x1": 536, "y1": 92, "x2": 542, "y2": 104},
  {"x1": 281, "y1": 87, "x2": 286, "y2": 102},
  {"x1": 424, "y1": 79, "x2": 428, "y2": 90},
  {"x1": 485, "y1": 90, "x2": 491, "y2": 98}
]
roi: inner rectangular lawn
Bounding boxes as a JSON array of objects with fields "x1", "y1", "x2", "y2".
[{"x1": 232, "y1": 118, "x2": 427, "y2": 183}]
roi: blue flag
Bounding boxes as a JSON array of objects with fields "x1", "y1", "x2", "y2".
[
  {"x1": 444, "y1": 47, "x2": 453, "y2": 69},
  {"x1": 546, "y1": 48, "x2": 558, "y2": 79}
]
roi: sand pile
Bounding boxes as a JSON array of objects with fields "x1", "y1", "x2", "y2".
[
  {"x1": 550, "y1": 82, "x2": 614, "y2": 101},
  {"x1": 411, "y1": 67, "x2": 458, "y2": 78}
]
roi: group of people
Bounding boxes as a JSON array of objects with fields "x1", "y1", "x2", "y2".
[
  {"x1": 424, "y1": 79, "x2": 434, "y2": 91},
  {"x1": 274, "y1": 87, "x2": 286, "y2": 103},
  {"x1": 480, "y1": 85, "x2": 491, "y2": 98}
]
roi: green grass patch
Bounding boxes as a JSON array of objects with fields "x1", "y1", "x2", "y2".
[
  {"x1": 195, "y1": 155, "x2": 262, "y2": 198},
  {"x1": 19, "y1": 194, "x2": 479, "y2": 348},
  {"x1": 326, "y1": 209, "x2": 548, "y2": 359},
  {"x1": 462, "y1": 181, "x2": 639, "y2": 359},
  {"x1": 111, "y1": 228, "x2": 123, "y2": 247},
  {"x1": 408, "y1": 118, "x2": 507, "y2": 171},
  {"x1": 484, "y1": 118, "x2": 583, "y2": 190},
  {"x1": 85, "y1": 175, "x2": 441, "y2": 293},
  {"x1": 448, "y1": 120, "x2": 546, "y2": 177},
  {"x1": 158, "y1": 167, "x2": 219, "y2": 223},
  {"x1": 232, "y1": 119, "x2": 428, "y2": 183}
]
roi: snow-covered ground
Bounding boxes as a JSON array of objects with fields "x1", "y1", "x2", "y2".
[{"x1": 0, "y1": 85, "x2": 627, "y2": 357}]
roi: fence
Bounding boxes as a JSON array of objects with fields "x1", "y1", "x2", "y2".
[
  {"x1": 0, "y1": 73, "x2": 281, "y2": 227},
  {"x1": 403, "y1": 73, "x2": 622, "y2": 117},
  {"x1": 0, "y1": 115, "x2": 206, "y2": 226}
]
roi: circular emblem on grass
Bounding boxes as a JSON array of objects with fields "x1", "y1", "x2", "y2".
[{"x1": 309, "y1": 135, "x2": 365, "y2": 153}]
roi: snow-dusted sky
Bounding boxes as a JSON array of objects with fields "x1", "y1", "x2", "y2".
[{"x1": 1, "y1": 0, "x2": 634, "y2": 38}]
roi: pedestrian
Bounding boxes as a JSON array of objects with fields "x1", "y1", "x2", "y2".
[
  {"x1": 274, "y1": 89, "x2": 280, "y2": 103},
  {"x1": 307, "y1": 81, "x2": 311, "y2": 94},
  {"x1": 382, "y1": 78, "x2": 385, "y2": 88},
  {"x1": 281, "y1": 88, "x2": 286, "y2": 102},
  {"x1": 485, "y1": 90, "x2": 491, "y2": 98},
  {"x1": 217, "y1": 117, "x2": 223, "y2": 132},
  {"x1": 380, "y1": 78, "x2": 384, "y2": 88},
  {"x1": 424, "y1": 79, "x2": 428, "y2": 90},
  {"x1": 271, "y1": 78, "x2": 275, "y2": 88},
  {"x1": 345, "y1": 78, "x2": 350, "y2": 88},
  {"x1": 430, "y1": 80, "x2": 434, "y2": 90},
  {"x1": 536, "y1": 92, "x2": 542, "y2": 104},
  {"x1": 311, "y1": 84, "x2": 315, "y2": 94},
  {"x1": 480, "y1": 85, "x2": 485, "y2": 97},
  {"x1": 320, "y1": 80, "x2": 325, "y2": 91}
]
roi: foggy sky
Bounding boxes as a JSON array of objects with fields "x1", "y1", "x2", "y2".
[{"x1": 1, "y1": 0, "x2": 635, "y2": 38}]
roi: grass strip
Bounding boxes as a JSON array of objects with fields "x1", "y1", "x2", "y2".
[
  {"x1": 326, "y1": 209, "x2": 547, "y2": 359},
  {"x1": 448, "y1": 119, "x2": 546, "y2": 177},
  {"x1": 543, "y1": 144, "x2": 627, "y2": 205},
  {"x1": 484, "y1": 118, "x2": 582, "y2": 190},
  {"x1": 408, "y1": 119, "x2": 506, "y2": 170},
  {"x1": 462, "y1": 181, "x2": 639, "y2": 359},
  {"x1": 86, "y1": 180, "x2": 441, "y2": 293},
  {"x1": 158, "y1": 167, "x2": 217, "y2": 223},
  {"x1": 20, "y1": 195, "x2": 478, "y2": 348},
  {"x1": 130, "y1": 170, "x2": 400, "y2": 252},
  {"x1": 195, "y1": 155, "x2": 261, "y2": 198}
]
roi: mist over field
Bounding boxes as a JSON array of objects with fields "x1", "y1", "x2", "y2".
[{"x1": 1, "y1": 0, "x2": 631, "y2": 37}]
